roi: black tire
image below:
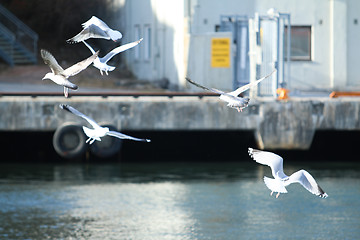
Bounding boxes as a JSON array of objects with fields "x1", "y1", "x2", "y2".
[
  {"x1": 90, "y1": 124, "x2": 122, "y2": 158},
  {"x1": 53, "y1": 123, "x2": 87, "y2": 159}
]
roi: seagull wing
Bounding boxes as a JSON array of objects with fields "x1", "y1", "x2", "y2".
[
  {"x1": 287, "y1": 170, "x2": 328, "y2": 198},
  {"x1": 40, "y1": 49, "x2": 64, "y2": 74},
  {"x1": 248, "y1": 148, "x2": 288, "y2": 179},
  {"x1": 59, "y1": 104, "x2": 101, "y2": 129},
  {"x1": 101, "y1": 38, "x2": 143, "y2": 63},
  {"x1": 106, "y1": 131, "x2": 151, "y2": 142},
  {"x1": 67, "y1": 24, "x2": 109, "y2": 43},
  {"x1": 82, "y1": 40, "x2": 96, "y2": 55},
  {"x1": 62, "y1": 51, "x2": 99, "y2": 77},
  {"x1": 83, "y1": 16, "x2": 110, "y2": 30},
  {"x1": 85, "y1": 16, "x2": 122, "y2": 41},
  {"x1": 185, "y1": 77, "x2": 225, "y2": 95},
  {"x1": 229, "y1": 69, "x2": 276, "y2": 96}
]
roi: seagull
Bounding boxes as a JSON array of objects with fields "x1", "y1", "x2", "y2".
[
  {"x1": 67, "y1": 16, "x2": 122, "y2": 43},
  {"x1": 248, "y1": 148, "x2": 328, "y2": 199},
  {"x1": 186, "y1": 69, "x2": 276, "y2": 112},
  {"x1": 82, "y1": 38, "x2": 143, "y2": 75},
  {"x1": 59, "y1": 104, "x2": 151, "y2": 144},
  {"x1": 41, "y1": 49, "x2": 99, "y2": 98}
]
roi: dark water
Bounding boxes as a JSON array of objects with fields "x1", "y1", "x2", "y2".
[{"x1": 0, "y1": 162, "x2": 359, "y2": 240}]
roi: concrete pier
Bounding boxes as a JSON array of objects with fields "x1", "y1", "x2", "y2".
[{"x1": 1, "y1": 95, "x2": 359, "y2": 150}]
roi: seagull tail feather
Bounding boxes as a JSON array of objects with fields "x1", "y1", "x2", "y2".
[{"x1": 263, "y1": 176, "x2": 288, "y2": 194}]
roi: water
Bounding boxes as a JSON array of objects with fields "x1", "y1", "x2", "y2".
[{"x1": 0, "y1": 162, "x2": 359, "y2": 240}]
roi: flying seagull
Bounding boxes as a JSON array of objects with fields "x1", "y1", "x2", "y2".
[
  {"x1": 82, "y1": 38, "x2": 143, "y2": 75},
  {"x1": 59, "y1": 104, "x2": 151, "y2": 144},
  {"x1": 248, "y1": 148, "x2": 328, "y2": 199},
  {"x1": 41, "y1": 49, "x2": 99, "y2": 98},
  {"x1": 67, "y1": 16, "x2": 122, "y2": 43},
  {"x1": 186, "y1": 69, "x2": 276, "y2": 112}
]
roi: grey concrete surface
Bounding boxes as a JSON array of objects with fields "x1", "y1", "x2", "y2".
[{"x1": 1, "y1": 95, "x2": 359, "y2": 149}]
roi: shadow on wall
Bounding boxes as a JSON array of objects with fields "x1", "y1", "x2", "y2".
[{"x1": 115, "y1": 0, "x2": 179, "y2": 91}]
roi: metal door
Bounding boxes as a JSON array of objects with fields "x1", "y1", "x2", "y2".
[
  {"x1": 219, "y1": 15, "x2": 250, "y2": 90},
  {"x1": 255, "y1": 13, "x2": 291, "y2": 97}
]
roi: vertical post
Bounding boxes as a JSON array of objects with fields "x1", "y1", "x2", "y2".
[
  {"x1": 248, "y1": 18, "x2": 257, "y2": 98},
  {"x1": 284, "y1": 15, "x2": 291, "y2": 89},
  {"x1": 275, "y1": 15, "x2": 280, "y2": 93},
  {"x1": 330, "y1": 0, "x2": 347, "y2": 89}
]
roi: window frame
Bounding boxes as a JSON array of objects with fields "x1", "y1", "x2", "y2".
[{"x1": 284, "y1": 25, "x2": 312, "y2": 61}]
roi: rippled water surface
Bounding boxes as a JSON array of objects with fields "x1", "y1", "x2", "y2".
[{"x1": 0, "y1": 162, "x2": 359, "y2": 240}]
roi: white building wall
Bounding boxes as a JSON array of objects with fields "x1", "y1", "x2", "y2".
[
  {"x1": 187, "y1": 32, "x2": 233, "y2": 91},
  {"x1": 112, "y1": 0, "x2": 360, "y2": 92},
  {"x1": 151, "y1": 0, "x2": 185, "y2": 87},
  {"x1": 187, "y1": 0, "x2": 255, "y2": 33},
  {"x1": 346, "y1": 0, "x2": 360, "y2": 88},
  {"x1": 254, "y1": 0, "x2": 333, "y2": 92},
  {"x1": 111, "y1": 0, "x2": 185, "y2": 88}
]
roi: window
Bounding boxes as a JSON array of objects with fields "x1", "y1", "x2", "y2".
[
  {"x1": 134, "y1": 25, "x2": 141, "y2": 60},
  {"x1": 284, "y1": 26, "x2": 311, "y2": 61},
  {"x1": 144, "y1": 25, "x2": 151, "y2": 60}
]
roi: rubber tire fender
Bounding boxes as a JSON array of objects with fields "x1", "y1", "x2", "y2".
[{"x1": 53, "y1": 123, "x2": 87, "y2": 159}]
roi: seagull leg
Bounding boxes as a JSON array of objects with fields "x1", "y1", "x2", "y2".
[
  {"x1": 64, "y1": 87, "x2": 69, "y2": 98},
  {"x1": 100, "y1": 70, "x2": 104, "y2": 76},
  {"x1": 105, "y1": 71, "x2": 109, "y2": 76},
  {"x1": 276, "y1": 192, "x2": 280, "y2": 198},
  {"x1": 270, "y1": 191, "x2": 273, "y2": 196},
  {"x1": 86, "y1": 137, "x2": 91, "y2": 144},
  {"x1": 90, "y1": 138, "x2": 96, "y2": 144}
]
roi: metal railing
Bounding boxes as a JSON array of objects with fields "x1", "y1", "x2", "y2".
[
  {"x1": 0, "y1": 91, "x2": 219, "y2": 98},
  {"x1": 0, "y1": 22, "x2": 15, "y2": 65}
]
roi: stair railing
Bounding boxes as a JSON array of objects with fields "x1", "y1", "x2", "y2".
[
  {"x1": 0, "y1": 4, "x2": 38, "y2": 63},
  {"x1": 0, "y1": 22, "x2": 15, "y2": 65}
]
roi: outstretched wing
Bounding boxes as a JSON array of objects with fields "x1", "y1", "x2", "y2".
[
  {"x1": 59, "y1": 104, "x2": 101, "y2": 129},
  {"x1": 288, "y1": 170, "x2": 328, "y2": 198},
  {"x1": 185, "y1": 77, "x2": 225, "y2": 95},
  {"x1": 62, "y1": 51, "x2": 99, "y2": 77},
  {"x1": 83, "y1": 16, "x2": 110, "y2": 30},
  {"x1": 248, "y1": 148, "x2": 288, "y2": 179},
  {"x1": 106, "y1": 131, "x2": 151, "y2": 142},
  {"x1": 101, "y1": 38, "x2": 143, "y2": 63},
  {"x1": 229, "y1": 69, "x2": 276, "y2": 97},
  {"x1": 82, "y1": 40, "x2": 96, "y2": 55},
  {"x1": 40, "y1": 49, "x2": 64, "y2": 75},
  {"x1": 67, "y1": 24, "x2": 109, "y2": 43}
]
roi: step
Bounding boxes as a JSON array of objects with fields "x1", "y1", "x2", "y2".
[{"x1": 0, "y1": 36, "x2": 36, "y2": 65}]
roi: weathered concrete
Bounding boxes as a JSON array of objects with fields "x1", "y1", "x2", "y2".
[{"x1": 1, "y1": 96, "x2": 360, "y2": 149}]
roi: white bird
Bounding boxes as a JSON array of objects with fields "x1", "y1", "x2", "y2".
[
  {"x1": 186, "y1": 69, "x2": 276, "y2": 112},
  {"x1": 67, "y1": 16, "x2": 122, "y2": 43},
  {"x1": 59, "y1": 104, "x2": 151, "y2": 144},
  {"x1": 41, "y1": 49, "x2": 99, "y2": 98},
  {"x1": 82, "y1": 38, "x2": 143, "y2": 75},
  {"x1": 248, "y1": 148, "x2": 328, "y2": 199}
]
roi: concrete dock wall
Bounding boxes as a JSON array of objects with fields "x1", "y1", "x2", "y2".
[{"x1": 1, "y1": 96, "x2": 359, "y2": 149}]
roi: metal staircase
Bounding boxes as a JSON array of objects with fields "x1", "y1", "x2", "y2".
[{"x1": 0, "y1": 4, "x2": 38, "y2": 66}]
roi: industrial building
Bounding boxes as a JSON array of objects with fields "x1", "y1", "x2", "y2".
[{"x1": 111, "y1": 0, "x2": 360, "y2": 96}]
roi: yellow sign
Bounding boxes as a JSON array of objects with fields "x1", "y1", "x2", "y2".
[{"x1": 211, "y1": 38, "x2": 231, "y2": 68}]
